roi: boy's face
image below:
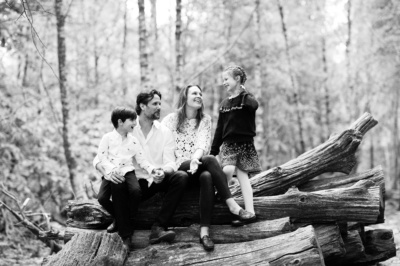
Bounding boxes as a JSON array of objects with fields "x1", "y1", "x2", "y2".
[
  {"x1": 119, "y1": 118, "x2": 137, "y2": 134},
  {"x1": 141, "y1": 95, "x2": 161, "y2": 120}
]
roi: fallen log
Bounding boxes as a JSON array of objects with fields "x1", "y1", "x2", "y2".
[
  {"x1": 62, "y1": 218, "x2": 291, "y2": 249},
  {"x1": 298, "y1": 166, "x2": 385, "y2": 223},
  {"x1": 351, "y1": 228, "x2": 396, "y2": 265},
  {"x1": 313, "y1": 224, "x2": 346, "y2": 261},
  {"x1": 326, "y1": 230, "x2": 365, "y2": 266},
  {"x1": 66, "y1": 180, "x2": 381, "y2": 229},
  {"x1": 126, "y1": 225, "x2": 325, "y2": 266},
  {"x1": 230, "y1": 112, "x2": 378, "y2": 197},
  {"x1": 42, "y1": 232, "x2": 128, "y2": 266}
]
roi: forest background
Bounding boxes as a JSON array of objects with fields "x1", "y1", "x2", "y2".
[{"x1": 0, "y1": 0, "x2": 399, "y2": 264}]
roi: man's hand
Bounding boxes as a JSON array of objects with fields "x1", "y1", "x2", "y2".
[
  {"x1": 188, "y1": 158, "x2": 202, "y2": 174},
  {"x1": 152, "y1": 168, "x2": 165, "y2": 184}
]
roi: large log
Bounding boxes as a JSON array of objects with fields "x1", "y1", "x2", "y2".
[
  {"x1": 299, "y1": 166, "x2": 385, "y2": 223},
  {"x1": 126, "y1": 225, "x2": 325, "y2": 266},
  {"x1": 63, "y1": 218, "x2": 292, "y2": 249},
  {"x1": 230, "y1": 112, "x2": 378, "y2": 197},
  {"x1": 66, "y1": 180, "x2": 381, "y2": 229},
  {"x1": 42, "y1": 232, "x2": 128, "y2": 266}
]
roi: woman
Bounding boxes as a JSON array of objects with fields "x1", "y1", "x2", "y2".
[{"x1": 162, "y1": 85, "x2": 255, "y2": 251}]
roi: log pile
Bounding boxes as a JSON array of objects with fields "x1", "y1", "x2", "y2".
[{"x1": 44, "y1": 113, "x2": 397, "y2": 265}]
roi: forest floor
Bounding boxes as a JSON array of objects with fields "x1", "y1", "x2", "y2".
[{"x1": 0, "y1": 200, "x2": 399, "y2": 266}]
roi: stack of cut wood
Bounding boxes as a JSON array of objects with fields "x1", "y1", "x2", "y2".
[{"x1": 43, "y1": 113, "x2": 397, "y2": 266}]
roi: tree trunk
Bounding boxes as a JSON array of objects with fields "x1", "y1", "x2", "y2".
[
  {"x1": 149, "y1": 0, "x2": 158, "y2": 87},
  {"x1": 277, "y1": 0, "x2": 306, "y2": 155},
  {"x1": 137, "y1": 0, "x2": 150, "y2": 89},
  {"x1": 231, "y1": 112, "x2": 378, "y2": 197},
  {"x1": 55, "y1": 0, "x2": 86, "y2": 200},
  {"x1": 42, "y1": 232, "x2": 128, "y2": 266},
  {"x1": 121, "y1": 0, "x2": 128, "y2": 95},
  {"x1": 126, "y1": 225, "x2": 325, "y2": 266},
  {"x1": 173, "y1": 0, "x2": 183, "y2": 105}
]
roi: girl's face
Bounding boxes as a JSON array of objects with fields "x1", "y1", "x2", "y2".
[
  {"x1": 222, "y1": 71, "x2": 239, "y2": 93},
  {"x1": 186, "y1": 86, "x2": 203, "y2": 110}
]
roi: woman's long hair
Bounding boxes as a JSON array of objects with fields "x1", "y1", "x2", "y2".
[{"x1": 176, "y1": 85, "x2": 204, "y2": 133}]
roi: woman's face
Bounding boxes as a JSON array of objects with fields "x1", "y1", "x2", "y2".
[{"x1": 186, "y1": 86, "x2": 203, "y2": 110}]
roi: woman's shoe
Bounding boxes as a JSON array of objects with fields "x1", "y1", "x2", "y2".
[
  {"x1": 200, "y1": 235, "x2": 215, "y2": 251},
  {"x1": 232, "y1": 209, "x2": 257, "y2": 227}
]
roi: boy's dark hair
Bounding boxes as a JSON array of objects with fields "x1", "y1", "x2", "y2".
[
  {"x1": 111, "y1": 107, "x2": 137, "y2": 128},
  {"x1": 135, "y1": 89, "x2": 162, "y2": 115}
]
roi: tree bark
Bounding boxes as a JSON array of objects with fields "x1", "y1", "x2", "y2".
[
  {"x1": 126, "y1": 225, "x2": 325, "y2": 266},
  {"x1": 137, "y1": 0, "x2": 150, "y2": 89},
  {"x1": 231, "y1": 112, "x2": 378, "y2": 197},
  {"x1": 42, "y1": 232, "x2": 128, "y2": 266},
  {"x1": 55, "y1": 0, "x2": 86, "y2": 200},
  {"x1": 66, "y1": 180, "x2": 381, "y2": 229}
]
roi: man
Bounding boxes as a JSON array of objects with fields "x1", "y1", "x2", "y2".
[{"x1": 94, "y1": 90, "x2": 189, "y2": 247}]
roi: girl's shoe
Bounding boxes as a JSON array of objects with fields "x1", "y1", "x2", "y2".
[
  {"x1": 232, "y1": 209, "x2": 257, "y2": 227},
  {"x1": 200, "y1": 235, "x2": 215, "y2": 251}
]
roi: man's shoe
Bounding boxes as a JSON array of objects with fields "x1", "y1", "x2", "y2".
[
  {"x1": 149, "y1": 225, "x2": 176, "y2": 244},
  {"x1": 232, "y1": 209, "x2": 257, "y2": 227},
  {"x1": 122, "y1": 236, "x2": 131, "y2": 250},
  {"x1": 200, "y1": 235, "x2": 214, "y2": 251},
  {"x1": 106, "y1": 220, "x2": 117, "y2": 233}
]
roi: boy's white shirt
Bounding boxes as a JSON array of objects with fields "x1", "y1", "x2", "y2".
[
  {"x1": 97, "y1": 129, "x2": 155, "y2": 180},
  {"x1": 94, "y1": 119, "x2": 177, "y2": 186}
]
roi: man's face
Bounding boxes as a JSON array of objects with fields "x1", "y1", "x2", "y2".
[{"x1": 142, "y1": 95, "x2": 161, "y2": 120}]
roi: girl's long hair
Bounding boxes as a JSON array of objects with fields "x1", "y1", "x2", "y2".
[{"x1": 176, "y1": 85, "x2": 204, "y2": 133}]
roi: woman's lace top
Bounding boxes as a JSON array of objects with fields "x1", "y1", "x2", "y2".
[{"x1": 162, "y1": 112, "x2": 212, "y2": 167}]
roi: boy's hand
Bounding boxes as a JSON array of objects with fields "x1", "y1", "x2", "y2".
[
  {"x1": 152, "y1": 168, "x2": 165, "y2": 184},
  {"x1": 188, "y1": 159, "x2": 202, "y2": 174},
  {"x1": 107, "y1": 168, "x2": 125, "y2": 184}
]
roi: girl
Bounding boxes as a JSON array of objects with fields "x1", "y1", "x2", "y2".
[{"x1": 210, "y1": 65, "x2": 261, "y2": 226}]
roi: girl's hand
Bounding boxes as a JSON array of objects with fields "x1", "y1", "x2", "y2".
[{"x1": 188, "y1": 159, "x2": 202, "y2": 174}]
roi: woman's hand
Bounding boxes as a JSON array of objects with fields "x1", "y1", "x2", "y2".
[{"x1": 188, "y1": 158, "x2": 202, "y2": 174}]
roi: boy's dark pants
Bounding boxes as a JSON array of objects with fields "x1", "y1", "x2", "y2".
[{"x1": 97, "y1": 170, "x2": 189, "y2": 238}]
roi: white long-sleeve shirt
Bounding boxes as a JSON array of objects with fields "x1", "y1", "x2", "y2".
[
  {"x1": 94, "y1": 120, "x2": 177, "y2": 185},
  {"x1": 97, "y1": 129, "x2": 155, "y2": 177}
]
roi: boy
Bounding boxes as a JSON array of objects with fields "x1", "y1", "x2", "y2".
[{"x1": 96, "y1": 107, "x2": 161, "y2": 247}]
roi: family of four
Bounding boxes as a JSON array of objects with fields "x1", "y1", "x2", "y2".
[{"x1": 93, "y1": 65, "x2": 261, "y2": 251}]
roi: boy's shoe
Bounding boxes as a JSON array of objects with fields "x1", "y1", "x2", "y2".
[
  {"x1": 199, "y1": 235, "x2": 215, "y2": 251},
  {"x1": 107, "y1": 220, "x2": 117, "y2": 233},
  {"x1": 231, "y1": 209, "x2": 257, "y2": 227},
  {"x1": 149, "y1": 225, "x2": 176, "y2": 244}
]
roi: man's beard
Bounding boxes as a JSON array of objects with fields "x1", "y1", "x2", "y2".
[{"x1": 150, "y1": 110, "x2": 161, "y2": 120}]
